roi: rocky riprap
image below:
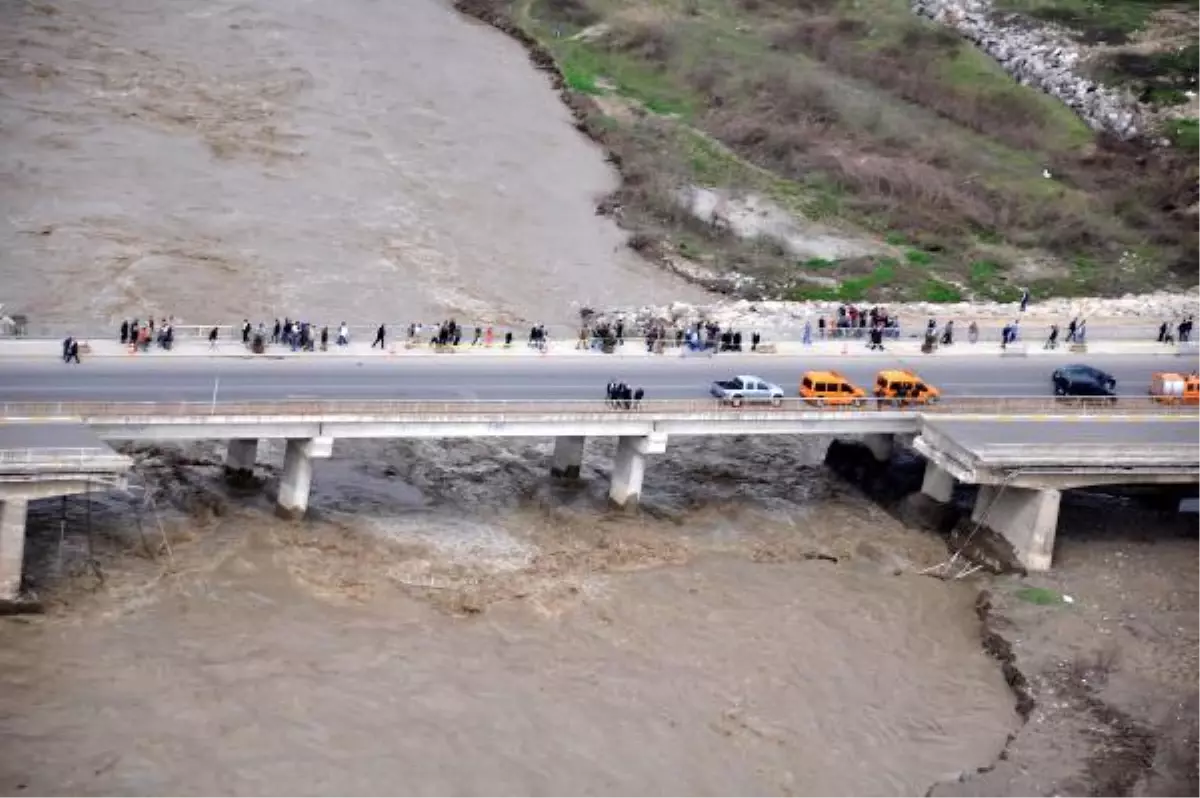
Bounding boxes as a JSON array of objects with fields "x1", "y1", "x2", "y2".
[
  {"x1": 910, "y1": 0, "x2": 1148, "y2": 140},
  {"x1": 600, "y1": 289, "x2": 1199, "y2": 334}
]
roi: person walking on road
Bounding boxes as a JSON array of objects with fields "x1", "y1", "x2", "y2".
[
  {"x1": 372, "y1": 324, "x2": 386, "y2": 349},
  {"x1": 337, "y1": 322, "x2": 349, "y2": 347},
  {"x1": 209, "y1": 326, "x2": 219, "y2": 350},
  {"x1": 1020, "y1": 288, "x2": 1030, "y2": 313},
  {"x1": 62, "y1": 336, "x2": 80, "y2": 364},
  {"x1": 120, "y1": 320, "x2": 129, "y2": 344},
  {"x1": 1044, "y1": 324, "x2": 1059, "y2": 350}
]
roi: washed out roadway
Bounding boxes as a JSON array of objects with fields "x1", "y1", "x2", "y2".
[{"x1": 1, "y1": 353, "x2": 1197, "y2": 404}]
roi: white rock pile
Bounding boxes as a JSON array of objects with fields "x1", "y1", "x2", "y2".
[
  {"x1": 599, "y1": 289, "x2": 1199, "y2": 334},
  {"x1": 910, "y1": 0, "x2": 1148, "y2": 139}
]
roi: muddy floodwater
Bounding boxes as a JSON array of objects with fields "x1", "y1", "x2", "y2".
[
  {"x1": 0, "y1": 0, "x2": 705, "y2": 326},
  {"x1": 1, "y1": 437, "x2": 1022, "y2": 796}
]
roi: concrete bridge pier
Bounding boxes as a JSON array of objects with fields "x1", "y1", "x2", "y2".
[
  {"x1": 921, "y1": 461, "x2": 956, "y2": 503},
  {"x1": 224, "y1": 438, "x2": 259, "y2": 485},
  {"x1": 0, "y1": 497, "x2": 28, "y2": 600},
  {"x1": 551, "y1": 435, "x2": 586, "y2": 480},
  {"x1": 972, "y1": 484, "x2": 1061, "y2": 572},
  {"x1": 276, "y1": 437, "x2": 334, "y2": 520},
  {"x1": 609, "y1": 433, "x2": 668, "y2": 509},
  {"x1": 861, "y1": 433, "x2": 894, "y2": 462}
]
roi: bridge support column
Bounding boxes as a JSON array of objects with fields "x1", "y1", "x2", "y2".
[
  {"x1": 609, "y1": 433, "x2": 668, "y2": 509},
  {"x1": 861, "y1": 433, "x2": 894, "y2": 462},
  {"x1": 0, "y1": 497, "x2": 28, "y2": 600},
  {"x1": 551, "y1": 436, "x2": 586, "y2": 480},
  {"x1": 276, "y1": 438, "x2": 334, "y2": 520},
  {"x1": 921, "y1": 461, "x2": 956, "y2": 504},
  {"x1": 224, "y1": 439, "x2": 259, "y2": 485},
  {"x1": 972, "y1": 485, "x2": 1061, "y2": 572}
]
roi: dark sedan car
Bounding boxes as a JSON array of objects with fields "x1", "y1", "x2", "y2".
[{"x1": 1052, "y1": 364, "x2": 1117, "y2": 398}]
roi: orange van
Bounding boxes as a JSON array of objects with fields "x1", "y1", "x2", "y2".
[
  {"x1": 873, "y1": 369, "x2": 940, "y2": 406},
  {"x1": 799, "y1": 370, "x2": 866, "y2": 407},
  {"x1": 1149, "y1": 372, "x2": 1200, "y2": 405}
]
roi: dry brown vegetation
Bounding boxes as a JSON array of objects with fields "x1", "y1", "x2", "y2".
[{"x1": 461, "y1": 0, "x2": 1198, "y2": 301}]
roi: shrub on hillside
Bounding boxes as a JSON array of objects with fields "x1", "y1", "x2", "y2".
[
  {"x1": 543, "y1": 0, "x2": 600, "y2": 28},
  {"x1": 604, "y1": 18, "x2": 679, "y2": 64}
]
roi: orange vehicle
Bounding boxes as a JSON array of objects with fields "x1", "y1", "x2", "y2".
[
  {"x1": 873, "y1": 369, "x2": 941, "y2": 406},
  {"x1": 1149, "y1": 372, "x2": 1199, "y2": 405},
  {"x1": 799, "y1": 370, "x2": 866, "y2": 407}
]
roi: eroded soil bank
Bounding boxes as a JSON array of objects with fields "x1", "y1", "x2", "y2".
[{"x1": 826, "y1": 441, "x2": 1200, "y2": 797}]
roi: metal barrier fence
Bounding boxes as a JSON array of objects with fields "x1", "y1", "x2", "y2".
[{"x1": 1, "y1": 396, "x2": 1196, "y2": 419}]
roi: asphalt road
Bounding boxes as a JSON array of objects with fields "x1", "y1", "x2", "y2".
[
  {"x1": 0, "y1": 421, "x2": 107, "y2": 449},
  {"x1": 1, "y1": 352, "x2": 1197, "y2": 403}
]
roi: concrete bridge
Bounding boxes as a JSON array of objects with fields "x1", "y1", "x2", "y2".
[
  {"x1": 1, "y1": 397, "x2": 1196, "y2": 597},
  {"x1": 0, "y1": 421, "x2": 133, "y2": 598}
]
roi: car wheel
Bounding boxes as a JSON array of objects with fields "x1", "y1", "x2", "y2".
[
  {"x1": 731, "y1": 396, "x2": 743, "y2": 408},
  {"x1": 770, "y1": 395, "x2": 782, "y2": 407},
  {"x1": 1054, "y1": 385, "x2": 1066, "y2": 397}
]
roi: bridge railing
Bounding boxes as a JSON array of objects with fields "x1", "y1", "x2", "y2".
[{"x1": 1, "y1": 396, "x2": 1197, "y2": 419}]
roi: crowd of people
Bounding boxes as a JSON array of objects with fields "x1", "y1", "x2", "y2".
[
  {"x1": 1157, "y1": 316, "x2": 1194, "y2": 345},
  {"x1": 119, "y1": 318, "x2": 177, "y2": 351},
  {"x1": 99, "y1": 305, "x2": 1193, "y2": 361},
  {"x1": 605, "y1": 380, "x2": 644, "y2": 410}
]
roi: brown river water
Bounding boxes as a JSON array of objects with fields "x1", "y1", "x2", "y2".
[
  {"x1": 0, "y1": 0, "x2": 705, "y2": 326},
  {"x1": 0, "y1": 0, "x2": 1195, "y2": 795},
  {"x1": 3, "y1": 437, "x2": 1020, "y2": 796}
]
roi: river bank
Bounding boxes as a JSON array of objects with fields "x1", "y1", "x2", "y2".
[{"x1": 453, "y1": 0, "x2": 1198, "y2": 302}]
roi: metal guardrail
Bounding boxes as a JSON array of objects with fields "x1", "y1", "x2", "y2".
[
  {"x1": 975, "y1": 443, "x2": 1200, "y2": 463},
  {"x1": 1, "y1": 396, "x2": 1197, "y2": 419}
]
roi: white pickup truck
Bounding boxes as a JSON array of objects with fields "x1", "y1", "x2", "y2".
[{"x1": 709, "y1": 375, "x2": 785, "y2": 407}]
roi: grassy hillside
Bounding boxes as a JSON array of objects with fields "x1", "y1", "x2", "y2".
[{"x1": 460, "y1": 0, "x2": 1198, "y2": 302}]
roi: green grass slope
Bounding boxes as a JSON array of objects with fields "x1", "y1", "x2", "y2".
[{"x1": 460, "y1": 0, "x2": 1198, "y2": 302}]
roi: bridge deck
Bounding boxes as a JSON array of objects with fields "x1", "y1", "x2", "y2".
[
  {"x1": 926, "y1": 418, "x2": 1200, "y2": 449},
  {"x1": 918, "y1": 419, "x2": 1199, "y2": 480}
]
